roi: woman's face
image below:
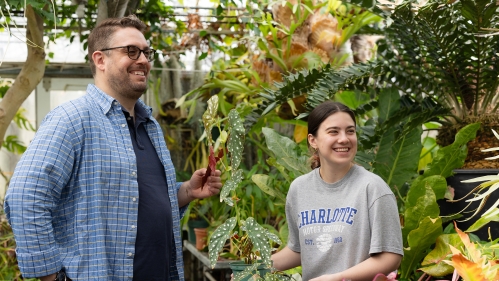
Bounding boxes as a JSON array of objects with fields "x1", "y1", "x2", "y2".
[{"x1": 308, "y1": 111, "x2": 357, "y2": 168}]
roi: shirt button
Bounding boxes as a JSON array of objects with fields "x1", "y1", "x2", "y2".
[
  {"x1": 128, "y1": 252, "x2": 133, "y2": 257},
  {"x1": 131, "y1": 225, "x2": 136, "y2": 229},
  {"x1": 113, "y1": 101, "x2": 118, "y2": 105},
  {"x1": 121, "y1": 124, "x2": 126, "y2": 128},
  {"x1": 131, "y1": 171, "x2": 136, "y2": 176},
  {"x1": 132, "y1": 197, "x2": 137, "y2": 202}
]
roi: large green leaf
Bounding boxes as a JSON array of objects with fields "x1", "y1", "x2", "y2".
[
  {"x1": 423, "y1": 123, "x2": 480, "y2": 178},
  {"x1": 251, "y1": 174, "x2": 287, "y2": 203},
  {"x1": 403, "y1": 182, "x2": 441, "y2": 241},
  {"x1": 406, "y1": 175, "x2": 447, "y2": 209},
  {"x1": 377, "y1": 87, "x2": 399, "y2": 124},
  {"x1": 373, "y1": 125, "x2": 422, "y2": 192},
  {"x1": 370, "y1": 90, "x2": 447, "y2": 193},
  {"x1": 262, "y1": 127, "x2": 310, "y2": 176},
  {"x1": 400, "y1": 216, "x2": 443, "y2": 279}
]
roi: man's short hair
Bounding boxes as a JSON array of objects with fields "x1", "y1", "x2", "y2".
[{"x1": 87, "y1": 15, "x2": 147, "y2": 76}]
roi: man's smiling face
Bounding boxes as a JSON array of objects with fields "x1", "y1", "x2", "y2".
[{"x1": 104, "y1": 27, "x2": 151, "y2": 101}]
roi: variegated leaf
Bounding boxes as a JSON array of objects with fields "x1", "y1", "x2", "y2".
[
  {"x1": 209, "y1": 217, "x2": 237, "y2": 268},
  {"x1": 263, "y1": 273, "x2": 294, "y2": 281},
  {"x1": 202, "y1": 95, "x2": 219, "y2": 144},
  {"x1": 233, "y1": 263, "x2": 260, "y2": 281},
  {"x1": 228, "y1": 109, "x2": 245, "y2": 170},
  {"x1": 242, "y1": 217, "x2": 282, "y2": 265},
  {"x1": 220, "y1": 169, "x2": 244, "y2": 206}
]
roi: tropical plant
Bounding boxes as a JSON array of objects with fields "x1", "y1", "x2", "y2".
[
  {"x1": 416, "y1": 128, "x2": 499, "y2": 280},
  {"x1": 443, "y1": 225, "x2": 499, "y2": 281},
  {"x1": 422, "y1": 222, "x2": 499, "y2": 281},
  {"x1": 445, "y1": 129, "x2": 499, "y2": 233},
  {"x1": 197, "y1": 95, "x2": 282, "y2": 281},
  {"x1": 246, "y1": 83, "x2": 479, "y2": 280},
  {"x1": 375, "y1": 0, "x2": 499, "y2": 168},
  {"x1": 177, "y1": 0, "x2": 382, "y2": 123},
  {"x1": 247, "y1": 0, "x2": 499, "y2": 168}
]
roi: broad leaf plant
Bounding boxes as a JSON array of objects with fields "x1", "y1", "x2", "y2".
[{"x1": 200, "y1": 96, "x2": 282, "y2": 280}]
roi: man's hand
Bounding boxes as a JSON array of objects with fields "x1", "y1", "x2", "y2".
[
  {"x1": 188, "y1": 168, "x2": 222, "y2": 199},
  {"x1": 178, "y1": 168, "x2": 222, "y2": 207}
]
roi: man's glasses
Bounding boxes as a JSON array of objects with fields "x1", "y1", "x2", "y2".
[{"x1": 100, "y1": 45, "x2": 156, "y2": 62}]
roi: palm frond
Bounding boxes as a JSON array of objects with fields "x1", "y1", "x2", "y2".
[
  {"x1": 244, "y1": 61, "x2": 383, "y2": 130},
  {"x1": 378, "y1": 0, "x2": 499, "y2": 122}
]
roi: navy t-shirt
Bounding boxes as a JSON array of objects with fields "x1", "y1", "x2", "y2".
[{"x1": 124, "y1": 106, "x2": 173, "y2": 281}]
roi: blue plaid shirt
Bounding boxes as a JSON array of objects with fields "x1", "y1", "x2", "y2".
[{"x1": 4, "y1": 84, "x2": 187, "y2": 280}]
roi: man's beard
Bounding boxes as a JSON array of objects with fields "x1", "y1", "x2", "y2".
[{"x1": 108, "y1": 74, "x2": 147, "y2": 100}]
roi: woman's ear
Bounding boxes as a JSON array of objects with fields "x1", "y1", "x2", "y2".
[{"x1": 308, "y1": 134, "x2": 317, "y2": 150}]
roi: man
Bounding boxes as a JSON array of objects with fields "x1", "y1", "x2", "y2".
[{"x1": 4, "y1": 15, "x2": 222, "y2": 281}]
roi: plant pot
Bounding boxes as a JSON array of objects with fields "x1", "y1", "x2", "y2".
[
  {"x1": 439, "y1": 169, "x2": 499, "y2": 240},
  {"x1": 229, "y1": 261, "x2": 271, "y2": 281},
  {"x1": 194, "y1": 227, "x2": 208, "y2": 250},
  {"x1": 187, "y1": 219, "x2": 209, "y2": 245}
]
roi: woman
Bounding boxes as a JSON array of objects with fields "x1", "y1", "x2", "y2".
[{"x1": 271, "y1": 101, "x2": 403, "y2": 281}]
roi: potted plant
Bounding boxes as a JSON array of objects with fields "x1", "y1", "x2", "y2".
[
  {"x1": 198, "y1": 95, "x2": 283, "y2": 280},
  {"x1": 440, "y1": 129, "x2": 499, "y2": 239}
]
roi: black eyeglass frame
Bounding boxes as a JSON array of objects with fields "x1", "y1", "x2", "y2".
[{"x1": 100, "y1": 45, "x2": 156, "y2": 62}]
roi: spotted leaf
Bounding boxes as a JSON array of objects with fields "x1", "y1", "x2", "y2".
[
  {"x1": 242, "y1": 217, "x2": 282, "y2": 265},
  {"x1": 233, "y1": 263, "x2": 260, "y2": 281},
  {"x1": 209, "y1": 217, "x2": 237, "y2": 268},
  {"x1": 202, "y1": 95, "x2": 219, "y2": 145},
  {"x1": 228, "y1": 109, "x2": 245, "y2": 170},
  {"x1": 220, "y1": 169, "x2": 244, "y2": 206}
]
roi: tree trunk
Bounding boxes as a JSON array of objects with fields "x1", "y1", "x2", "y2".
[
  {"x1": 97, "y1": 0, "x2": 130, "y2": 24},
  {"x1": 0, "y1": 5, "x2": 45, "y2": 149}
]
